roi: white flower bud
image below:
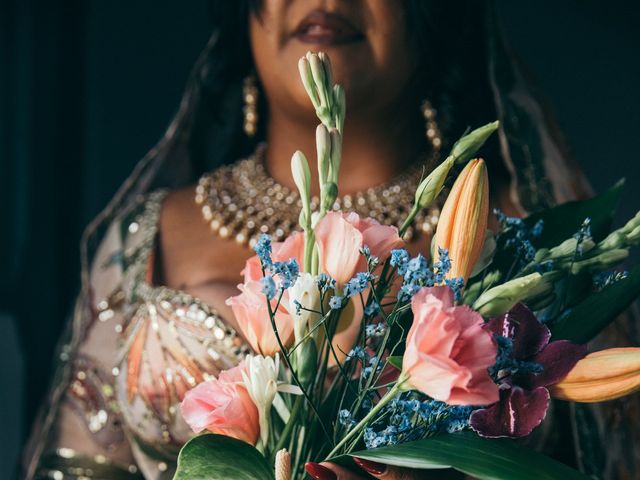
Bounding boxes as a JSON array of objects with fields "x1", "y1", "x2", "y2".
[
  {"x1": 242, "y1": 354, "x2": 280, "y2": 446},
  {"x1": 298, "y1": 56, "x2": 320, "y2": 108},
  {"x1": 291, "y1": 151, "x2": 311, "y2": 219},
  {"x1": 288, "y1": 273, "x2": 322, "y2": 344}
]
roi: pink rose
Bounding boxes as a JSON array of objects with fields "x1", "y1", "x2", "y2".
[
  {"x1": 180, "y1": 363, "x2": 260, "y2": 445},
  {"x1": 402, "y1": 286, "x2": 498, "y2": 405},
  {"x1": 315, "y1": 212, "x2": 404, "y2": 286},
  {"x1": 226, "y1": 280, "x2": 294, "y2": 356}
]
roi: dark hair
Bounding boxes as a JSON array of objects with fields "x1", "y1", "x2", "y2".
[{"x1": 189, "y1": 0, "x2": 506, "y2": 184}]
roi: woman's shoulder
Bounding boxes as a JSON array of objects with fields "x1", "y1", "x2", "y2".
[{"x1": 155, "y1": 184, "x2": 250, "y2": 290}]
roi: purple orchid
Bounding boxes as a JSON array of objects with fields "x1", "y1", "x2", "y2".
[{"x1": 469, "y1": 303, "x2": 587, "y2": 438}]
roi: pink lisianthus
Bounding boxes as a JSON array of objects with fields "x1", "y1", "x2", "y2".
[
  {"x1": 315, "y1": 212, "x2": 404, "y2": 286},
  {"x1": 226, "y1": 280, "x2": 294, "y2": 356},
  {"x1": 179, "y1": 362, "x2": 260, "y2": 445},
  {"x1": 402, "y1": 286, "x2": 499, "y2": 405},
  {"x1": 230, "y1": 233, "x2": 302, "y2": 356}
]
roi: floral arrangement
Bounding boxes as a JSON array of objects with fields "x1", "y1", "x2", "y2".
[{"x1": 173, "y1": 52, "x2": 640, "y2": 480}]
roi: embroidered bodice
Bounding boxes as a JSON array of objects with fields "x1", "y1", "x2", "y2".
[{"x1": 27, "y1": 191, "x2": 250, "y2": 479}]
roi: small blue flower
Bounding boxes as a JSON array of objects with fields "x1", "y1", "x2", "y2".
[
  {"x1": 347, "y1": 345, "x2": 367, "y2": 360},
  {"x1": 390, "y1": 249, "x2": 410, "y2": 275},
  {"x1": 444, "y1": 277, "x2": 465, "y2": 302},
  {"x1": 315, "y1": 273, "x2": 335, "y2": 291},
  {"x1": 364, "y1": 302, "x2": 381, "y2": 317},
  {"x1": 573, "y1": 217, "x2": 593, "y2": 256},
  {"x1": 293, "y1": 300, "x2": 302, "y2": 315},
  {"x1": 273, "y1": 258, "x2": 299, "y2": 289},
  {"x1": 329, "y1": 295, "x2": 343, "y2": 310},
  {"x1": 433, "y1": 247, "x2": 451, "y2": 275},
  {"x1": 344, "y1": 272, "x2": 373, "y2": 298},
  {"x1": 338, "y1": 409, "x2": 356, "y2": 428},
  {"x1": 260, "y1": 276, "x2": 277, "y2": 300},
  {"x1": 254, "y1": 234, "x2": 273, "y2": 267},
  {"x1": 531, "y1": 219, "x2": 544, "y2": 237},
  {"x1": 365, "y1": 322, "x2": 385, "y2": 337},
  {"x1": 594, "y1": 270, "x2": 629, "y2": 291}
]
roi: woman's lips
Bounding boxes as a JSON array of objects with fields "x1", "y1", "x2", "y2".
[{"x1": 294, "y1": 10, "x2": 363, "y2": 45}]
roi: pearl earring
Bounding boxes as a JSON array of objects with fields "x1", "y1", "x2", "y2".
[
  {"x1": 243, "y1": 75, "x2": 258, "y2": 137},
  {"x1": 421, "y1": 99, "x2": 442, "y2": 154}
]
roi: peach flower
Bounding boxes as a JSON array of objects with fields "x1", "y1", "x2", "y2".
[
  {"x1": 315, "y1": 212, "x2": 404, "y2": 286},
  {"x1": 433, "y1": 158, "x2": 489, "y2": 282},
  {"x1": 180, "y1": 362, "x2": 260, "y2": 445},
  {"x1": 226, "y1": 280, "x2": 294, "y2": 356},
  {"x1": 402, "y1": 286, "x2": 498, "y2": 405}
]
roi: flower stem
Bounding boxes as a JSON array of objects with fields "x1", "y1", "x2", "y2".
[
  {"x1": 274, "y1": 395, "x2": 304, "y2": 456},
  {"x1": 325, "y1": 380, "x2": 404, "y2": 459},
  {"x1": 399, "y1": 204, "x2": 420, "y2": 237}
]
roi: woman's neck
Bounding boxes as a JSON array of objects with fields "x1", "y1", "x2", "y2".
[{"x1": 264, "y1": 100, "x2": 425, "y2": 196}]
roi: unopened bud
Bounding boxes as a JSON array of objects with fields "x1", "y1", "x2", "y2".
[
  {"x1": 473, "y1": 272, "x2": 552, "y2": 317},
  {"x1": 333, "y1": 84, "x2": 346, "y2": 131},
  {"x1": 433, "y1": 159, "x2": 489, "y2": 282},
  {"x1": 570, "y1": 249, "x2": 629, "y2": 274},
  {"x1": 289, "y1": 272, "x2": 321, "y2": 344},
  {"x1": 414, "y1": 156, "x2": 454, "y2": 210},
  {"x1": 298, "y1": 57, "x2": 320, "y2": 108},
  {"x1": 450, "y1": 121, "x2": 499, "y2": 165},
  {"x1": 308, "y1": 52, "x2": 329, "y2": 107},
  {"x1": 548, "y1": 236, "x2": 596, "y2": 260},
  {"x1": 329, "y1": 128, "x2": 342, "y2": 183},
  {"x1": 322, "y1": 182, "x2": 339, "y2": 211},
  {"x1": 316, "y1": 124, "x2": 332, "y2": 182},
  {"x1": 291, "y1": 151, "x2": 311, "y2": 205},
  {"x1": 627, "y1": 225, "x2": 640, "y2": 244},
  {"x1": 550, "y1": 348, "x2": 640, "y2": 403}
]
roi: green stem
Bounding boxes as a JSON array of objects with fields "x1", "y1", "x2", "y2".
[
  {"x1": 273, "y1": 395, "x2": 304, "y2": 455},
  {"x1": 325, "y1": 380, "x2": 404, "y2": 459},
  {"x1": 399, "y1": 204, "x2": 420, "y2": 237},
  {"x1": 304, "y1": 229, "x2": 315, "y2": 273}
]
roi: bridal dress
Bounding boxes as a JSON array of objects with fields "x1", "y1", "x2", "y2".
[{"x1": 23, "y1": 19, "x2": 639, "y2": 480}]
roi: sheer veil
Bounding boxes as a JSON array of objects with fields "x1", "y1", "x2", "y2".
[{"x1": 25, "y1": 2, "x2": 638, "y2": 479}]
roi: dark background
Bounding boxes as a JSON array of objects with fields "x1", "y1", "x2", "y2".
[{"x1": 1, "y1": 1, "x2": 639, "y2": 477}]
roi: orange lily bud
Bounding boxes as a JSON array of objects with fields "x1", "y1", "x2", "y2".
[
  {"x1": 433, "y1": 158, "x2": 489, "y2": 282},
  {"x1": 550, "y1": 347, "x2": 640, "y2": 403}
]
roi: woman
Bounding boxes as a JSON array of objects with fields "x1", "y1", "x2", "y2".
[{"x1": 23, "y1": 1, "x2": 637, "y2": 479}]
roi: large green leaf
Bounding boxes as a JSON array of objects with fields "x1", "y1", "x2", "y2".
[
  {"x1": 551, "y1": 264, "x2": 640, "y2": 343},
  {"x1": 526, "y1": 179, "x2": 624, "y2": 247},
  {"x1": 173, "y1": 434, "x2": 274, "y2": 480},
  {"x1": 337, "y1": 432, "x2": 589, "y2": 480}
]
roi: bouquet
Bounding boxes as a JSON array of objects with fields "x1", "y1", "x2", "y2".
[{"x1": 173, "y1": 52, "x2": 640, "y2": 480}]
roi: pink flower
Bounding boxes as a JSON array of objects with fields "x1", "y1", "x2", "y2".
[
  {"x1": 180, "y1": 363, "x2": 260, "y2": 445},
  {"x1": 315, "y1": 212, "x2": 404, "y2": 286},
  {"x1": 226, "y1": 280, "x2": 294, "y2": 356},
  {"x1": 402, "y1": 286, "x2": 498, "y2": 405}
]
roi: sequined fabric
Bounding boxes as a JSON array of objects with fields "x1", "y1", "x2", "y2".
[{"x1": 24, "y1": 191, "x2": 249, "y2": 479}]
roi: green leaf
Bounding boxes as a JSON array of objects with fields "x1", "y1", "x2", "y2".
[
  {"x1": 174, "y1": 434, "x2": 274, "y2": 480},
  {"x1": 338, "y1": 432, "x2": 589, "y2": 480},
  {"x1": 551, "y1": 264, "x2": 640, "y2": 343},
  {"x1": 387, "y1": 356, "x2": 403, "y2": 370},
  {"x1": 526, "y1": 179, "x2": 624, "y2": 247}
]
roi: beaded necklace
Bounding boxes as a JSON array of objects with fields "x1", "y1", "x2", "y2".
[{"x1": 195, "y1": 144, "x2": 442, "y2": 247}]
